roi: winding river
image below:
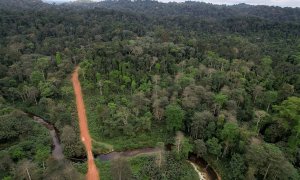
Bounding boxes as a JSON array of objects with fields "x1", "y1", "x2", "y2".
[
  {"x1": 25, "y1": 112, "x2": 64, "y2": 160},
  {"x1": 23, "y1": 66, "x2": 220, "y2": 180},
  {"x1": 98, "y1": 147, "x2": 220, "y2": 180},
  {"x1": 26, "y1": 110, "x2": 220, "y2": 180}
]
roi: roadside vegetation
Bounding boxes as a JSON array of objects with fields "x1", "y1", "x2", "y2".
[{"x1": 0, "y1": 0, "x2": 300, "y2": 179}]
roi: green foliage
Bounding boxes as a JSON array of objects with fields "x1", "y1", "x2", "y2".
[
  {"x1": 1, "y1": 0, "x2": 300, "y2": 178},
  {"x1": 2, "y1": 176, "x2": 12, "y2": 180},
  {"x1": 61, "y1": 125, "x2": 84, "y2": 158},
  {"x1": 246, "y1": 143, "x2": 299, "y2": 180},
  {"x1": 221, "y1": 122, "x2": 239, "y2": 144},
  {"x1": 30, "y1": 71, "x2": 44, "y2": 85},
  {"x1": 174, "y1": 134, "x2": 193, "y2": 160},
  {"x1": 194, "y1": 139, "x2": 207, "y2": 157},
  {"x1": 55, "y1": 52, "x2": 62, "y2": 65},
  {"x1": 213, "y1": 93, "x2": 228, "y2": 106},
  {"x1": 228, "y1": 154, "x2": 246, "y2": 180},
  {"x1": 34, "y1": 145, "x2": 50, "y2": 163},
  {"x1": 38, "y1": 81, "x2": 55, "y2": 97},
  {"x1": 263, "y1": 91, "x2": 278, "y2": 111},
  {"x1": 165, "y1": 104, "x2": 185, "y2": 132},
  {"x1": 111, "y1": 158, "x2": 132, "y2": 180},
  {"x1": 273, "y1": 97, "x2": 300, "y2": 149},
  {"x1": 206, "y1": 137, "x2": 222, "y2": 157},
  {"x1": 0, "y1": 110, "x2": 31, "y2": 141},
  {"x1": 10, "y1": 146, "x2": 25, "y2": 160},
  {"x1": 139, "y1": 154, "x2": 198, "y2": 180}
]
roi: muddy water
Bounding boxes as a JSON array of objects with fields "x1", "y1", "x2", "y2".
[
  {"x1": 189, "y1": 154, "x2": 219, "y2": 180},
  {"x1": 97, "y1": 147, "x2": 220, "y2": 180},
  {"x1": 27, "y1": 113, "x2": 64, "y2": 160},
  {"x1": 26, "y1": 109, "x2": 220, "y2": 180},
  {"x1": 189, "y1": 161, "x2": 208, "y2": 180}
]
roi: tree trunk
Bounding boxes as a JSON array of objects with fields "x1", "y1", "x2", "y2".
[
  {"x1": 118, "y1": 171, "x2": 122, "y2": 180},
  {"x1": 26, "y1": 168, "x2": 32, "y2": 180},
  {"x1": 34, "y1": 97, "x2": 38, "y2": 105},
  {"x1": 263, "y1": 163, "x2": 271, "y2": 180},
  {"x1": 266, "y1": 104, "x2": 270, "y2": 112},
  {"x1": 256, "y1": 118, "x2": 261, "y2": 136},
  {"x1": 177, "y1": 142, "x2": 180, "y2": 154},
  {"x1": 254, "y1": 95, "x2": 257, "y2": 104},
  {"x1": 158, "y1": 151, "x2": 162, "y2": 168},
  {"x1": 222, "y1": 143, "x2": 229, "y2": 158}
]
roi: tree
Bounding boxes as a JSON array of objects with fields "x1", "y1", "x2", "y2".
[
  {"x1": 211, "y1": 71, "x2": 228, "y2": 92},
  {"x1": 155, "y1": 142, "x2": 165, "y2": 169},
  {"x1": 165, "y1": 104, "x2": 185, "y2": 132},
  {"x1": 30, "y1": 71, "x2": 45, "y2": 86},
  {"x1": 34, "y1": 144, "x2": 50, "y2": 169},
  {"x1": 190, "y1": 111, "x2": 214, "y2": 139},
  {"x1": 80, "y1": 60, "x2": 95, "y2": 81},
  {"x1": 194, "y1": 139, "x2": 207, "y2": 158},
  {"x1": 135, "y1": 111, "x2": 152, "y2": 133},
  {"x1": 35, "y1": 57, "x2": 50, "y2": 77},
  {"x1": 278, "y1": 83, "x2": 294, "y2": 101},
  {"x1": 43, "y1": 159, "x2": 83, "y2": 179},
  {"x1": 132, "y1": 91, "x2": 150, "y2": 116},
  {"x1": 151, "y1": 84, "x2": 168, "y2": 121},
  {"x1": 116, "y1": 106, "x2": 131, "y2": 126},
  {"x1": 141, "y1": 156, "x2": 162, "y2": 179},
  {"x1": 206, "y1": 137, "x2": 222, "y2": 158},
  {"x1": 61, "y1": 125, "x2": 84, "y2": 158},
  {"x1": 182, "y1": 85, "x2": 200, "y2": 108},
  {"x1": 263, "y1": 91, "x2": 278, "y2": 112},
  {"x1": 252, "y1": 85, "x2": 264, "y2": 104},
  {"x1": 221, "y1": 122, "x2": 239, "y2": 157},
  {"x1": 174, "y1": 132, "x2": 193, "y2": 160},
  {"x1": 0, "y1": 110, "x2": 31, "y2": 142},
  {"x1": 60, "y1": 85, "x2": 73, "y2": 98},
  {"x1": 27, "y1": 86, "x2": 39, "y2": 104},
  {"x1": 254, "y1": 110, "x2": 269, "y2": 136},
  {"x1": 246, "y1": 143, "x2": 299, "y2": 180},
  {"x1": 38, "y1": 81, "x2": 55, "y2": 97},
  {"x1": 273, "y1": 97, "x2": 300, "y2": 149},
  {"x1": 55, "y1": 52, "x2": 62, "y2": 65},
  {"x1": 228, "y1": 153, "x2": 246, "y2": 180},
  {"x1": 14, "y1": 160, "x2": 41, "y2": 180},
  {"x1": 213, "y1": 93, "x2": 228, "y2": 115},
  {"x1": 111, "y1": 158, "x2": 132, "y2": 180},
  {"x1": 0, "y1": 151, "x2": 13, "y2": 176}
]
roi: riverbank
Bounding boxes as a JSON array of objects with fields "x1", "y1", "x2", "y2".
[
  {"x1": 25, "y1": 109, "x2": 221, "y2": 180},
  {"x1": 25, "y1": 112, "x2": 64, "y2": 160},
  {"x1": 97, "y1": 146, "x2": 220, "y2": 180}
]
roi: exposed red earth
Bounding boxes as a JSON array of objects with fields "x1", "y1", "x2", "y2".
[{"x1": 72, "y1": 67, "x2": 100, "y2": 180}]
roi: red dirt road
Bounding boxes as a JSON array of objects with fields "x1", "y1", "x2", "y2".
[{"x1": 72, "y1": 67, "x2": 100, "y2": 180}]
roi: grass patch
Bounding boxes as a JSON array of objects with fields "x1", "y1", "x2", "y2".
[
  {"x1": 92, "y1": 139, "x2": 114, "y2": 154},
  {"x1": 98, "y1": 128, "x2": 166, "y2": 151}
]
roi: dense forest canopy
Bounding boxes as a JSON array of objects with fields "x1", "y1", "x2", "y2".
[{"x1": 0, "y1": 0, "x2": 300, "y2": 179}]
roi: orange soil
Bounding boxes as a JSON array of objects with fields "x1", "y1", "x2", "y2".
[{"x1": 72, "y1": 67, "x2": 100, "y2": 180}]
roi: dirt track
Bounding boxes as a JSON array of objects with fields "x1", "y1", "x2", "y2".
[{"x1": 72, "y1": 67, "x2": 100, "y2": 180}]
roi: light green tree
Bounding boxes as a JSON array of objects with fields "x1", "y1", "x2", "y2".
[{"x1": 165, "y1": 104, "x2": 185, "y2": 132}]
